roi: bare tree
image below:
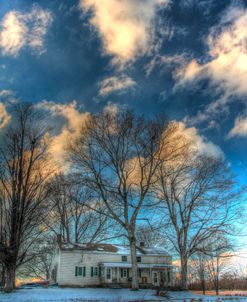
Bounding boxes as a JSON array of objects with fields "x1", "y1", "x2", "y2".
[
  {"x1": 156, "y1": 146, "x2": 241, "y2": 290},
  {"x1": 0, "y1": 103, "x2": 54, "y2": 292},
  {"x1": 67, "y1": 109, "x2": 166, "y2": 290},
  {"x1": 18, "y1": 235, "x2": 55, "y2": 281},
  {"x1": 46, "y1": 173, "x2": 114, "y2": 244},
  {"x1": 135, "y1": 224, "x2": 167, "y2": 248},
  {"x1": 205, "y1": 234, "x2": 233, "y2": 295},
  {"x1": 190, "y1": 250, "x2": 209, "y2": 294}
]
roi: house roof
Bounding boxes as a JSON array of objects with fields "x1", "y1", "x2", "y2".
[{"x1": 58, "y1": 242, "x2": 171, "y2": 257}]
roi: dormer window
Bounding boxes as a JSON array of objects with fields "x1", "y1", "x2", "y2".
[
  {"x1": 122, "y1": 255, "x2": 127, "y2": 262},
  {"x1": 137, "y1": 256, "x2": 141, "y2": 263}
]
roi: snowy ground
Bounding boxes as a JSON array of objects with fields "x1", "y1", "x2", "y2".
[{"x1": 1, "y1": 288, "x2": 247, "y2": 302}]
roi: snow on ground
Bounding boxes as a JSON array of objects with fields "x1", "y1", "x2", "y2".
[{"x1": 1, "y1": 288, "x2": 247, "y2": 302}]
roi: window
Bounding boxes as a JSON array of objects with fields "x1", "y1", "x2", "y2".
[
  {"x1": 91, "y1": 266, "x2": 98, "y2": 277},
  {"x1": 120, "y1": 268, "x2": 129, "y2": 278},
  {"x1": 122, "y1": 255, "x2": 127, "y2": 262},
  {"x1": 78, "y1": 267, "x2": 83, "y2": 276},
  {"x1": 137, "y1": 256, "x2": 141, "y2": 263},
  {"x1": 123, "y1": 269, "x2": 127, "y2": 277},
  {"x1": 75, "y1": 266, "x2": 86, "y2": 277},
  {"x1": 94, "y1": 267, "x2": 98, "y2": 276},
  {"x1": 153, "y1": 272, "x2": 158, "y2": 284},
  {"x1": 106, "y1": 268, "x2": 111, "y2": 280},
  {"x1": 138, "y1": 269, "x2": 141, "y2": 278},
  {"x1": 167, "y1": 270, "x2": 170, "y2": 283}
]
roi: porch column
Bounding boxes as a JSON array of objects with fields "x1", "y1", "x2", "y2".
[{"x1": 117, "y1": 267, "x2": 119, "y2": 282}]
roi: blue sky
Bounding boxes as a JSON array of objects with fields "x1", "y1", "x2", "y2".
[{"x1": 0, "y1": 0, "x2": 247, "y2": 184}]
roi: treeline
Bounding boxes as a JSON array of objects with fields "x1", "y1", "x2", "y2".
[
  {"x1": 0, "y1": 103, "x2": 244, "y2": 293},
  {"x1": 189, "y1": 273, "x2": 247, "y2": 294}
]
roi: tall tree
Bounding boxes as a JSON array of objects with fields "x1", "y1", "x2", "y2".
[
  {"x1": 68, "y1": 109, "x2": 167, "y2": 290},
  {"x1": 0, "y1": 103, "x2": 53, "y2": 292},
  {"x1": 156, "y1": 145, "x2": 241, "y2": 290}
]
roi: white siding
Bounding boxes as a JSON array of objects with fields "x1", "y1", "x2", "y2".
[{"x1": 57, "y1": 250, "x2": 172, "y2": 287}]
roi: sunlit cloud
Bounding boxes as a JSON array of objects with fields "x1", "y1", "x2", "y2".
[
  {"x1": 99, "y1": 75, "x2": 136, "y2": 96},
  {"x1": 79, "y1": 0, "x2": 169, "y2": 65},
  {"x1": 0, "y1": 102, "x2": 11, "y2": 129},
  {"x1": 173, "y1": 121, "x2": 224, "y2": 158},
  {"x1": 0, "y1": 5, "x2": 53, "y2": 56},
  {"x1": 37, "y1": 100, "x2": 90, "y2": 167},
  {"x1": 177, "y1": 5, "x2": 247, "y2": 99},
  {"x1": 176, "y1": 5, "x2": 247, "y2": 128},
  {"x1": 228, "y1": 115, "x2": 247, "y2": 138}
]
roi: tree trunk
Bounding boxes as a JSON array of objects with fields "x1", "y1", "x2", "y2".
[
  {"x1": 4, "y1": 265, "x2": 16, "y2": 293},
  {"x1": 180, "y1": 256, "x2": 188, "y2": 290},
  {"x1": 201, "y1": 277, "x2": 206, "y2": 295},
  {"x1": 129, "y1": 235, "x2": 139, "y2": 290},
  {"x1": 0, "y1": 266, "x2": 6, "y2": 290},
  {"x1": 215, "y1": 257, "x2": 219, "y2": 296}
]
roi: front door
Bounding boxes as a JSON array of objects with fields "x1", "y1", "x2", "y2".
[
  {"x1": 106, "y1": 267, "x2": 112, "y2": 282},
  {"x1": 152, "y1": 271, "x2": 159, "y2": 286}
]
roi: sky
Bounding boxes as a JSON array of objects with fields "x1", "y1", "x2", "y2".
[{"x1": 0, "y1": 0, "x2": 247, "y2": 184}]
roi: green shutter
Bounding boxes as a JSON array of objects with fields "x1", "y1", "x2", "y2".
[
  {"x1": 91, "y1": 267, "x2": 93, "y2": 277},
  {"x1": 120, "y1": 268, "x2": 123, "y2": 278},
  {"x1": 83, "y1": 266, "x2": 86, "y2": 277},
  {"x1": 75, "y1": 266, "x2": 78, "y2": 276},
  {"x1": 99, "y1": 266, "x2": 101, "y2": 277},
  {"x1": 127, "y1": 268, "x2": 129, "y2": 278}
]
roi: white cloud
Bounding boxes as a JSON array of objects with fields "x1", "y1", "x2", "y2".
[
  {"x1": 177, "y1": 6, "x2": 247, "y2": 99},
  {"x1": 145, "y1": 53, "x2": 187, "y2": 76},
  {"x1": 0, "y1": 90, "x2": 14, "y2": 98},
  {"x1": 228, "y1": 115, "x2": 247, "y2": 138},
  {"x1": 0, "y1": 5, "x2": 53, "y2": 56},
  {"x1": 0, "y1": 102, "x2": 11, "y2": 129},
  {"x1": 99, "y1": 75, "x2": 136, "y2": 96},
  {"x1": 79, "y1": 0, "x2": 169, "y2": 65}
]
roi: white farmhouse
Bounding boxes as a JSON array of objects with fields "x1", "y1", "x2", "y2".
[{"x1": 50, "y1": 238, "x2": 173, "y2": 288}]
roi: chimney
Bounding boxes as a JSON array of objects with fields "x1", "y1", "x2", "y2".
[
  {"x1": 57, "y1": 234, "x2": 62, "y2": 243},
  {"x1": 140, "y1": 241, "x2": 145, "y2": 248}
]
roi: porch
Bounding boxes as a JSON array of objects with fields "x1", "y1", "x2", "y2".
[{"x1": 99, "y1": 262, "x2": 173, "y2": 288}]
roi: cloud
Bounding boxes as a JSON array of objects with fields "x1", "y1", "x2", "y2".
[
  {"x1": 0, "y1": 90, "x2": 14, "y2": 98},
  {"x1": 0, "y1": 5, "x2": 53, "y2": 56},
  {"x1": 172, "y1": 121, "x2": 224, "y2": 158},
  {"x1": 228, "y1": 115, "x2": 247, "y2": 138},
  {"x1": 79, "y1": 0, "x2": 169, "y2": 65},
  {"x1": 145, "y1": 53, "x2": 187, "y2": 76},
  {"x1": 37, "y1": 100, "x2": 90, "y2": 167},
  {"x1": 99, "y1": 75, "x2": 136, "y2": 96},
  {"x1": 177, "y1": 5, "x2": 247, "y2": 99},
  {"x1": 0, "y1": 102, "x2": 11, "y2": 129}
]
